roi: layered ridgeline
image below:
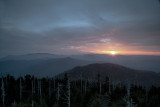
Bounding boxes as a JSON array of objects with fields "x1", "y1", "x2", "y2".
[
  {"x1": 0, "y1": 57, "x2": 92, "y2": 77},
  {"x1": 57, "y1": 63, "x2": 160, "y2": 86},
  {"x1": 0, "y1": 53, "x2": 160, "y2": 78}
]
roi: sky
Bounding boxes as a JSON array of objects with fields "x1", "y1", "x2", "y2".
[{"x1": 0, "y1": 0, "x2": 160, "y2": 56}]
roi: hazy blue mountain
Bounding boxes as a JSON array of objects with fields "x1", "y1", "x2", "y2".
[
  {"x1": 57, "y1": 63, "x2": 160, "y2": 86},
  {"x1": 0, "y1": 57, "x2": 92, "y2": 77},
  {"x1": 70, "y1": 54, "x2": 160, "y2": 72},
  {"x1": 0, "y1": 53, "x2": 66, "y2": 61},
  {"x1": 0, "y1": 53, "x2": 160, "y2": 78}
]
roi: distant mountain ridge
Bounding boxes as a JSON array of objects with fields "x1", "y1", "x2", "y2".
[
  {"x1": 0, "y1": 57, "x2": 93, "y2": 77},
  {"x1": 57, "y1": 63, "x2": 160, "y2": 86},
  {"x1": 1, "y1": 53, "x2": 160, "y2": 72},
  {"x1": 0, "y1": 53, "x2": 160, "y2": 78},
  {"x1": 0, "y1": 53, "x2": 66, "y2": 61}
]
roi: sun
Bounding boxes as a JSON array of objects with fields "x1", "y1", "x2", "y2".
[
  {"x1": 110, "y1": 51, "x2": 116, "y2": 55},
  {"x1": 99, "y1": 50, "x2": 118, "y2": 55}
]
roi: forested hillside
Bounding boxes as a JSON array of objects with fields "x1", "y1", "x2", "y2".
[{"x1": 0, "y1": 74, "x2": 160, "y2": 107}]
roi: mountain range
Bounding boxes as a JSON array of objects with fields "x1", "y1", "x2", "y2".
[
  {"x1": 0, "y1": 57, "x2": 92, "y2": 77},
  {"x1": 0, "y1": 53, "x2": 160, "y2": 79}
]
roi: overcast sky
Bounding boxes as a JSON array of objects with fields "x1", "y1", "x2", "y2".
[{"x1": 0, "y1": 0, "x2": 160, "y2": 56}]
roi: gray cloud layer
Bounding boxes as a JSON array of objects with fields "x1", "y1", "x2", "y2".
[{"x1": 0, "y1": 0, "x2": 160, "y2": 56}]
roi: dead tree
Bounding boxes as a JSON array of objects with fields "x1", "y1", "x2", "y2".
[
  {"x1": 48, "y1": 79, "x2": 51, "y2": 98},
  {"x1": 57, "y1": 83, "x2": 62, "y2": 107},
  {"x1": 40, "y1": 80, "x2": 42, "y2": 103},
  {"x1": 1, "y1": 77, "x2": 5, "y2": 107},
  {"x1": 67, "y1": 79, "x2": 71, "y2": 107},
  {"x1": 32, "y1": 79, "x2": 34, "y2": 107},
  {"x1": 38, "y1": 79, "x2": 42, "y2": 104},
  {"x1": 127, "y1": 81, "x2": 131, "y2": 107},
  {"x1": 20, "y1": 78, "x2": 22, "y2": 107}
]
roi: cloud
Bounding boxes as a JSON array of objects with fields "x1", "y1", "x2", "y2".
[{"x1": 0, "y1": 0, "x2": 160, "y2": 56}]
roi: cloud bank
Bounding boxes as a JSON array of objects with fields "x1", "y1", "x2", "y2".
[{"x1": 0, "y1": 0, "x2": 160, "y2": 56}]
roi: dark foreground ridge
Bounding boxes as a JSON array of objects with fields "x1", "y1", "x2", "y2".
[{"x1": 57, "y1": 63, "x2": 160, "y2": 86}]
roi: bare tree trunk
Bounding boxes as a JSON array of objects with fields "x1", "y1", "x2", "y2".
[
  {"x1": 20, "y1": 78, "x2": 22, "y2": 107},
  {"x1": 67, "y1": 79, "x2": 70, "y2": 107},
  {"x1": 57, "y1": 83, "x2": 60, "y2": 107},
  {"x1": 38, "y1": 79, "x2": 42, "y2": 104},
  {"x1": 48, "y1": 79, "x2": 51, "y2": 98},
  {"x1": 54, "y1": 79, "x2": 56, "y2": 91},
  {"x1": 1, "y1": 77, "x2": 5, "y2": 107},
  {"x1": 40, "y1": 80, "x2": 42, "y2": 103},
  {"x1": 145, "y1": 86, "x2": 149, "y2": 101},
  {"x1": 127, "y1": 81, "x2": 131, "y2": 107},
  {"x1": 38, "y1": 80, "x2": 40, "y2": 95},
  {"x1": 32, "y1": 80, "x2": 34, "y2": 107},
  {"x1": 80, "y1": 73, "x2": 83, "y2": 93},
  {"x1": 100, "y1": 81, "x2": 102, "y2": 95},
  {"x1": 34, "y1": 78, "x2": 35, "y2": 94},
  {"x1": 108, "y1": 77, "x2": 111, "y2": 94},
  {"x1": 84, "y1": 80, "x2": 87, "y2": 94}
]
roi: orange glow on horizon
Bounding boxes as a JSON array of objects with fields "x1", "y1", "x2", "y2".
[
  {"x1": 100, "y1": 51, "x2": 119, "y2": 55},
  {"x1": 96, "y1": 50, "x2": 160, "y2": 55},
  {"x1": 67, "y1": 41, "x2": 160, "y2": 56}
]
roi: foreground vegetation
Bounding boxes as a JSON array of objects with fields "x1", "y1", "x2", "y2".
[{"x1": 0, "y1": 74, "x2": 160, "y2": 107}]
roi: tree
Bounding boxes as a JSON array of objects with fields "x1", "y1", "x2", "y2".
[{"x1": 1, "y1": 77, "x2": 5, "y2": 107}]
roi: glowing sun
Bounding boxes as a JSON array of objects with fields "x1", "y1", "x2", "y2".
[
  {"x1": 99, "y1": 50, "x2": 118, "y2": 55},
  {"x1": 110, "y1": 51, "x2": 116, "y2": 55}
]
